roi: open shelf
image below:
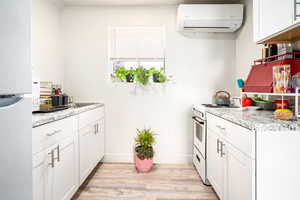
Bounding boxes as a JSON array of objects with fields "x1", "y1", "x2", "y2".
[
  {"x1": 241, "y1": 90, "x2": 300, "y2": 118},
  {"x1": 242, "y1": 92, "x2": 298, "y2": 97}
]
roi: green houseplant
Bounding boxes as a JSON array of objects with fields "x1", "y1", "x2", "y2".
[
  {"x1": 114, "y1": 66, "x2": 127, "y2": 81},
  {"x1": 125, "y1": 68, "x2": 135, "y2": 83},
  {"x1": 149, "y1": 67, "x2": 167, "y2": 83},
  {"x1": 134, "y1": 128, "x2": 156, "y2": 172},
  {"x1": 135, "y1": 67, "x2": 151, "y2": 85}
]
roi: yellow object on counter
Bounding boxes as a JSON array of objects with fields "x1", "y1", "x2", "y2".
[{"x1": 274, "y1": 109, "x2": 293, "y2": 120}]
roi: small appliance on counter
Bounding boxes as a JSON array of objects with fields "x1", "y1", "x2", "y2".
[{"x1": 212, "y1": 91, "x2": 231, "y2": 106}]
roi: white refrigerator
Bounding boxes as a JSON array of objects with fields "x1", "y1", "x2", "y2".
[{"x1": 0, "y1": 0, "x2": 32, "y2": 200}]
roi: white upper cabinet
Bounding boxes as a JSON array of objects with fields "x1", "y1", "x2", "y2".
[{"x1": 254, "y1": 0, "x2": 295, "y2": 43}]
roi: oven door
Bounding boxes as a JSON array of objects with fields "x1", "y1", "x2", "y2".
[{"x1": 192, "y1": 116, "x2": 206, "y2": 158}]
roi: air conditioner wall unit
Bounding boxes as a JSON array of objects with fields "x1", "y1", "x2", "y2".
[{"x1": 177, "y1": 4, "x2": 243, "y2": 33}]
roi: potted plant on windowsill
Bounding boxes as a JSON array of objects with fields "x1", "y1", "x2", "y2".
[
  {"x1": 125, "y1": 68, "x2": 135, "y2": 83},
  {"x1": 134, "y1": 128, "x2": 156, "y2": 173},
  {"x1": 149, "y1": 67, "x2": 167, "y2": 83},
  {"x1": 135, "y1": 66, "x2": 151, "y2": 85},
  {"x1": 114, "y1": 66, "x2": 127, "y2": 82}
]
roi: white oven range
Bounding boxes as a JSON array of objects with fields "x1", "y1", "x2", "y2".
[{"x1": 192, "y1": 105, "x2": 210, "y2": 186}]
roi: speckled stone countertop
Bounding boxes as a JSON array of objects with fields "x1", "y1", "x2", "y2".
[
  {"x1": 32, "y1": 103, "x2": 104, "y2": 128},
  {"x1": 205, "y1": 107, "x2": 300, "y2": 132}
]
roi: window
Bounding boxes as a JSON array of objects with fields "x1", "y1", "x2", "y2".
[{"x1": 109, "y1": 26, "x2": 166, "y2": 78}]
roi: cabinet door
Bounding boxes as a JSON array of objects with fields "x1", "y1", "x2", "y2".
[
  {"x1": 79, "y1": 124, "x2": 95, "y2": 184},
  {"x1": 95, "y1": 119, "x2": 105, "y2": 163},
  {"x1": 259, "y1": 0, "x2": 294, "y2": 40},
  {"x1": 53, "y1": 137, "x2": 77, "y2": 200},
  {"x1": 253, "y1": 0, "x2": 261, "y2": 42},
  {"x1": 207, "y1": 128, "x2": 224, "y2": 199},
  {"x1": 32, "y1": 146, "x2": 54, "y2": 200},
  {"x1": 225, "y1": 144, "x2": 253, "y2": 200}
]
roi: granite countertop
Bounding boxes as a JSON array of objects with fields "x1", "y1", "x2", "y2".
[
  {"x1": 205, "y1": 107, "x2": 300, "y2": 132},
  {"x1": 32, "y1": 103, "x2": 104, "y2": 128}
]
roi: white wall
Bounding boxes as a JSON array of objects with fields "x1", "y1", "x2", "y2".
[
  {"x1": 62, "y1": 5, "x2": 236, "y2": 163},
  {"x1": 235, "y1": 0, "x2": 261, "y2": 94},
  {"x1": 32, "y1": 0, "x2": 64, "y2": 84}
]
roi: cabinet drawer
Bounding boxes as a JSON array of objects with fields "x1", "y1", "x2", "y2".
[
  {"x1": 78, "y1": 107, "x2": 104, "y2": 129},
  {"x1": 32, "y1": 116, "x2": 77, "y2": 155},
  {"x1": 207, "y1": 113, "x2": 254, "y2": 159}
]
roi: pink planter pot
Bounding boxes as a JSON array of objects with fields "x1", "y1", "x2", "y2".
[{"x1": 134, "y1": 153, "x2": 153, "y2": 173}]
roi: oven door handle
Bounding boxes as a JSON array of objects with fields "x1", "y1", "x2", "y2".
[{"x1": 192, "y1": 116, "x2": 205, "y2": 125}]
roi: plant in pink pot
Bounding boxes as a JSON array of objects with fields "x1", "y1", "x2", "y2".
[{"x1": 134, "y1": 128, "x2": 156, "y2": 173}]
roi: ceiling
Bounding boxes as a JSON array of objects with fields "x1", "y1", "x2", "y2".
[{"x1": 63, "y1": 0, "x2": 241, "y2": 6}]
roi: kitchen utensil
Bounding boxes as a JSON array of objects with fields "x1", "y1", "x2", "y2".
[
  {"x1": 252, "y1": 99, "x2": 276, "y2": 110},
  {"x1": 213, "y1": 91, "x2": 231, "y2": 106}
]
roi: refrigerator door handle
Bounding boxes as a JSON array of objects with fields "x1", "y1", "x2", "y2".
[{"x1": 0, "y1": 95, "x2": 23, "y2": 109}]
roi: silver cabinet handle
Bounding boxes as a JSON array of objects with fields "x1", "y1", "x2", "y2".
[
  {"x1": 48, "y1": 150, "x2": 55, "y2": 168},
  {"x1": 217, "y1": 139, "x2": 221, "y2": 154},
  {"x1": 94, "y1": 124, "x2": 97, "y2": 134},
  {"x1": 220, "y1": 142, "x2": 226, "y2": 157},
  {"x1": 46, "y1": 129, "x2": 62, "y2": 137},
  {"x1": 55, "y1": 145, "x2": 60, "y2": 162}
]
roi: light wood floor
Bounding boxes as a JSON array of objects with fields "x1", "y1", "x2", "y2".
[{"x1": 72, "y1": 163, "x2": 218, "y2": 200}]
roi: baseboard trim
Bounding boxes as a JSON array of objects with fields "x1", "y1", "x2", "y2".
[{"x1": 103, "y1": 153, "x2": 192, "y2": 164}]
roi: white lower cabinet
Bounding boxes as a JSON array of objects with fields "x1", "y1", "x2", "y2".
[
  {"x1": 225, "y1": 143, "x2": 252, "y2": 200},
  {"x1": 79, "y1": 117, "x2": 105, "y2": 185},
  {"x1": 32, "y1": 145, "x2": 53, "y2": 200},
  {"x1": 32, "y1": 105, "x2": 105, "y2": 200},
  {"x1": 207, "y1": 113, "x2": 254, "y2": 200},
  {"x1": 32, "y1": 135, "x2": 77, "y2": 200},
  {"x1": 53, "y1": 137, "x2": 77, "y2": 200},
  {"x1": 207, "y1": 128, "x2": 224, "y2": 199}
]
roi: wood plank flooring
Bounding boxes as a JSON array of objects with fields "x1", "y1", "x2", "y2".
[{"x1": 72, "y1": 163, "x2": 218, "y2": 200}]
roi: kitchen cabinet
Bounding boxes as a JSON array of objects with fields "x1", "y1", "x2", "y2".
[
  {"x1": 32, "y1": 105, "x2": 105, "y2": 200},
  {"x1": 207, "y1": 128, "x2": 225, "y2": 199},
  {"x1": 206, "y1": 113, "x2": 255, "y2": 200},
  {"x1": 32, "y1": 116, "x2": 78, "y2": 200},
  {"x1": 225, "y1": 143, "x2": 252, "y2": 200},
  {"x1": 253, "y1": 0, "x2": 296, "y2": 43},
  {"x1": 32, "y1": 145, "x2": 54, "y2": 200},
  {"x1": 78, "y1": 107, "x2": 105, "y2": 185},
  {"x1": 53, "y1": 137, "x2": 77, "y2": 200}
]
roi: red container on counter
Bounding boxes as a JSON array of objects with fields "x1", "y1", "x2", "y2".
[
  {"x1": 243, "y1": 52, "x2": 300, "y2": 93},
  {"x1": 275, "y1": 99, "x2": 289, "y2": 109}
]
